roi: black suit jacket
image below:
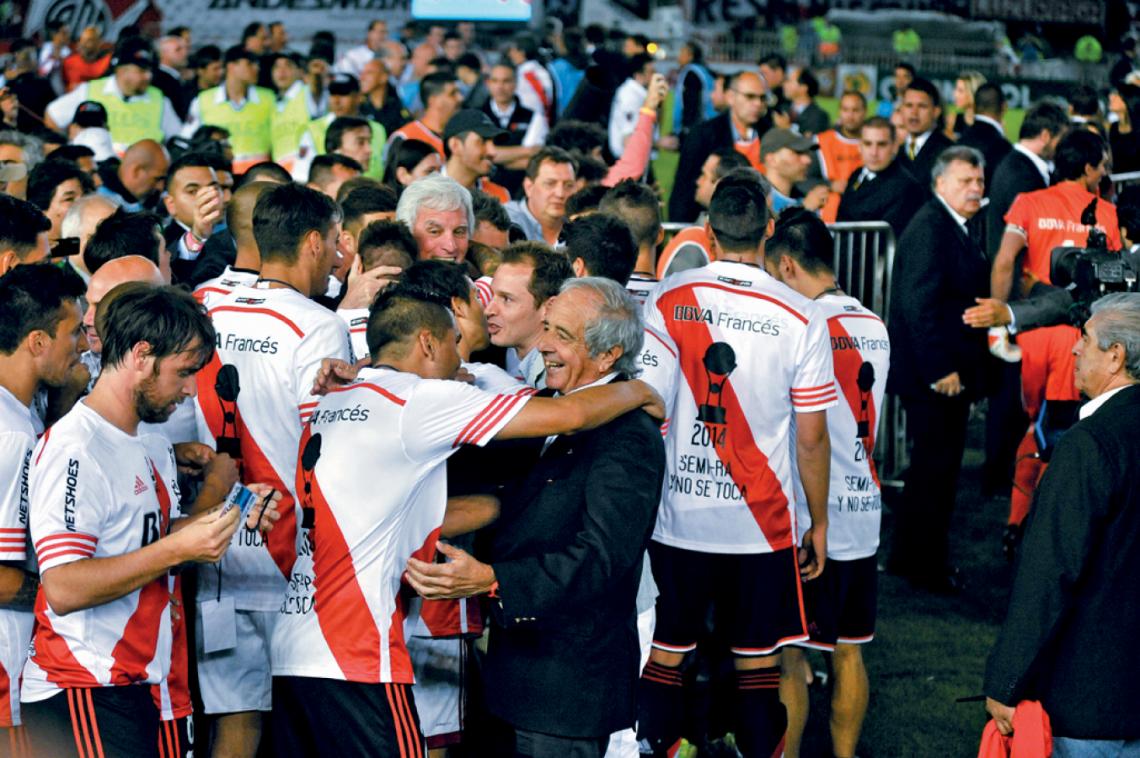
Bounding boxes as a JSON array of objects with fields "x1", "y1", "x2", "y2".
[
  {"x1": 667, "y1": 111, "x2": 772, "y2": 223},
  {"x1": 887, "y1": 198, "x2": 992, "y2": 399},
  {"x1": 836, "y1": 158, "x2": 928, "y2": 241},
  {"x1": 900, "y1": 129, "x2": 954, "y2": 187},
  {"x1": 794, "y1": 101, "x2": 830, "y2": 136},
  {"x1": 481, "y1": 404, "x2": 665, "y2": 739},
  {"x1": 957, "y1": 119, "x2": 1011, "y2": 191},
  {"x1": 986, "y1": 149, "x2": 1048, "y2": 258},
  {"x1": 985, "y1": 385, "x2": 1140, "y2": 739}
]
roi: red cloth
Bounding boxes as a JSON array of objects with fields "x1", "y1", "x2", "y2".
[{"x1": 978, "y1": 700, "x2": 1053, "y2": 758}]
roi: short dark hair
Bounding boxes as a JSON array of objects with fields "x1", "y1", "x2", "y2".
[
  {"x1": 241, "y1": 22, "x2": 266, "y2": 44},
  {"x1": 420, "y1": 70, "x2": 458, "y2": 107},
  {"x1": 710, "y1": 148, "x2": 751, "y2": 179},
  {"x1": 1069, "y1": 84, "x2": 1100, "y2": 117},
  {"x1": 191, "y1": 45, "x2": 223, "y2": 69},
  {"x1": 895, "y1": 61, "x2": 916, "y2": 77},
  {"x1": 382, "y1": 139, "x2": 438, "y2": 188},
  {"x1": 765, "y1": 207, "x2": 835, "y2": 275},
  {"x1": 357, "y1": 220, "x2": 417, "y2": 271},
  {"x1": 547, "y1": 120, "x2": 606, "y2": 156},
  {"x1": 341, "y1": 182, "x2": 398, "y2": 233},
  {"x1": 325, "y1": 116, "x2": 372, "y2": 154},
  {"x1": 575, "y1": 155, "x2": 607, "y2": 184},
  {"x1": 861, "y1": 115, "x2": 896, "y2": 141},
  {"x1": 0, "y1": 196, "x2": 51, "y2": 259},
  {"x1": 973, "y1": 82, "x2": 1004, "y2": 117},
  {"x1": 396, "y1": 259, "x2": 473, "y2": 307},
  {"x1": 500, "y1": 242, "x2": 573, "y2": 305},
  {"x1": 684, "y1": 41, "x2": 704, "y2": 64},
  {"x1": 308, "y1": 153, "x2": 363, "y2": 188},
  {"x1": 84, "y1": 209, "x2": 162, "y2": 274},
  {"x1": 239, "y1": 160, "x2": 292, "y2": 186},
  {"x1": 509, "y1": 34, "x2": 539, "y2": 61},
  {"x1": 797, "y1": 68, "x2": 820, "y2": 99},
  {"x1": 47, "y1": 145, "x2": 95, "y2": 164},
  {"x1": 365, "y1": 288, "x2": 453, "y2": 359},
  {"x1": 758, "y1": 53, "x2": 786, "y2": 71},
  {"x1": 628, "y1": 53, "x2": 653, "y2": 76},
  {"x1": 100, "y1": 286, "x2": 215, "y2": 371},
  {"x1": 1019, "y1": 101, "x2": 1070, "y2": 141},
  {"x1": 165, "y1": 151, "x2": 216, "y2": 187},
  {"x1": 456, "y1": 52, "x2": 481, "y2": 71},
  {"x1": 840, "y1": 90, "x2": 868, "y2": 109},
  {"x1": 708, "y1": 173, "x2": 769, "y2": 253},
  {"x1": 904, "y1": 77, "x2": 941, "y2": 107},
  {"x1": 562, "y1": 214, "x2": 637, "y2": 285},
  {"x1": 1054, "y1": 129, "x2": 1107, "y2": 182},
  {"x1": 252, "y1": 183, "x2": 342, "y2": 263},
  {"x1": 525, "y1": 146, "x2": 577, "y2": 180},
  {"x1": 26, "y1": 161, "x2": 93, "y2": 214},
  {"x1": 565, "y1": 184, "x2": 609, "y2": 217},
  {"x1": 0, "y1": 263, "x2": 85, "y2": 354},
  {"x1": 599, "y1": 180, "x2": 661, "y2": 253},
  {"x1": 471, "y1": 189, "x2": 511, "y2": 231}
]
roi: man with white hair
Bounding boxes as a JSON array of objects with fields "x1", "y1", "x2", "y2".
[
  {"x1": 58, "y1": 193, "x2": 119, "y2": 283},
  {"x1": 395, "y1": 173, "x2": 474, "y2": 264},
  {"x1": 407, "y1": 276, "x2": 666, "y2": 758},
  {"x1": 0, "y1": 131, "x2": 43, "y2": 200}
]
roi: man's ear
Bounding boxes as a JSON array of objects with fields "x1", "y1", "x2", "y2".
[
  {"x1": 596, "y1": 344, "x2": 623, "y2": 374},
  {"x1": 0, "y1": 250, "x2": 17, "y2": 277},
  {"x1": 571, "y1": 257, "x2": 587, "y2": 277},
  {"x1": 451, "y1": 294, "x2": 470, "y2": 319}
]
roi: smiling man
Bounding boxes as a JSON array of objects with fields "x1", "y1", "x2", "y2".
[{"x1": 395, "y1": 173, "x2": 474, "y2": 264}]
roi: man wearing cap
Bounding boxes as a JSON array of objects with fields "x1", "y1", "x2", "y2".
[
  {"x1": 442, "y1": 109, "x2": 511, "y2": 203},
  {"x1": 292, "y1": 73, "x2": 387, "y2": 181},
  {"x1": 182, "y1": 46, "x2": 275, "y2": 173},
  {"x1": 46, "y1": 37, "x2": 182, "y2": 157},
  {"x1": 761, "y1": 128, "x2": 829, "y2": 214}
]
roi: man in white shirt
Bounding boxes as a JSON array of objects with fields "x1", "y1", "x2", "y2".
[
  {"x1": 609, "y1": 54, "x2": 655, "y2": 159},
  {"x1": 335, "y1": 20, "x2": 388, "y2": 78}
]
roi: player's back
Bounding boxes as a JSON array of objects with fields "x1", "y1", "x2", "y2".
[{"x1": 644, "y1": 260, "x2": 837, "y2": 554}]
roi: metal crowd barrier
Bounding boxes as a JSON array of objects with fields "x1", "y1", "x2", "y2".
[{"x1": 1111, "y1": 170, "x2": 1140, "y2": 197}]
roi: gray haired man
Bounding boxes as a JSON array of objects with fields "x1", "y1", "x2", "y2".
[{"x1": 395, "y1": 173, "x2": 474, "y2": 264}]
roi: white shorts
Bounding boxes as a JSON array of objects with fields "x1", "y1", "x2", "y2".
[
  {"x1": 407, "y1": 636, "x2": 462, "y2": 741},
  {"x1": 195, "y1": 608, "x2": 276, "y2": 714},
  {"x1": 606, "y1": 606, "x2": 656, "y2": 758}
]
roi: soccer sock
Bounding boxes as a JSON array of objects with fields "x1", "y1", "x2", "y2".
[
  {"x1": 637, "y1": 660, "x2": 685, "y2": 756},
  {"x1": 734, "y1": 666, "x2": 787, "y2": 758}
]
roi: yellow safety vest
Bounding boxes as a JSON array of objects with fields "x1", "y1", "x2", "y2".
[
  {"x1": 198, "y1": 86, "x2": 274, "y2": 170},
  {"x1": 271, "y1": 86, "x2": 311, "y2": 168},
  {"x1": 305, "y1": 114, "x2": 386, "y2": 179},
  {"x1": 86, "y1": 77, "x2": 164, "y2": 155}
]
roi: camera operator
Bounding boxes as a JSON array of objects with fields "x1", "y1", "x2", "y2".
[{"x1": 984, "y1": 293, "x2": 1140, "y2": 753}]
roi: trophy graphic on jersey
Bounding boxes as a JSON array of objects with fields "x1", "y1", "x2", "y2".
[
  {"x1": 698, "y1": 342, "x2": 738, "y2": 424},
  {"x1": 856, "y1": 361, "x2": 875, "y2": 439},
  {"x1": 214, "y1": 364, "x2": 242, "y2": 463},
  {"x1": 299, "y1": 433, "x2": 322, "y2": 532}
]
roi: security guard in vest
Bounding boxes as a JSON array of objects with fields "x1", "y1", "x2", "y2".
[
  {"x1": 270, "y1": 53, "x2": 321, "y2": 175},
  {"x1": 44, "y1": 36, "x2": 182, "y2": 157},
  {"x1": 183, "y1": 46, "x2": 275, "y2": 173},
  {"x1": 292, "y1": 73, "x2": 387, "y2": 181}
]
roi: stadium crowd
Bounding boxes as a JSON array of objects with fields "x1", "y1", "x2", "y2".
[{"x1": 0, "y1": 14, "x2": 1139, "y2": 758}]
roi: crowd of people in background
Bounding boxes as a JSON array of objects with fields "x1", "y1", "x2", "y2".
[{"x1": 0, "y1": 13, "x2": 1139, "y2": 758}]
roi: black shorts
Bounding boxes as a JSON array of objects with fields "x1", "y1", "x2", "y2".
[
  {"x1": 799, "y1": 555, "x2": 878, "y2": 650},
  {"x1": 21, "y1": 685, "x2": 161, "y2": 758},
  {"x1": 272, "y1": 677, "x2": 426, "y2": 758},
  {"x1": 158, "y1": 716, "x2": 190, "y2": 758},
  {"x1": 649, "y1": 541, "x2": 808, "y2": 657}
]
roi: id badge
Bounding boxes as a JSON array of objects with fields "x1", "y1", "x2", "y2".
[{"x1": 199, "y1": 596, "x2": 237, "y2": 654}]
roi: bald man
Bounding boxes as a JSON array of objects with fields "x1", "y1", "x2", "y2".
[
  {"x1": 82, "y1": 255, "x2": 165, "y2": 363},
  {"x1": 668, "y1": 71, "x2": 773, "y2": 222},
  {"x1": 96, "y1": 138, "x2": 169, "y2": 212},
  {"x1": 193, "y1": 180, "x2": 276, "y2": 308},
  {"x1": 58, "y1": 193, "x2": 118, "y2": 283}
]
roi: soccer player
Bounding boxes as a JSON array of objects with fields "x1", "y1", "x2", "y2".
[
  {"x1": 270, "y1": 287, "x2": 665, "y2": 757},
  {"x1": 762, "y1": 210, "x2": 890, "y2": 758},
  {"x1": 0, "y1": 265, "x2": 86, "y2": 750},
  {"x1": 194, "y1": 183, "x2": 352, "y2": 758},
  {"x1": 637, "y1": 174, "x2": 835, "y2": 758},
  {"x1": 21, "y1": 286, "x2": 278, "y2": 757}
]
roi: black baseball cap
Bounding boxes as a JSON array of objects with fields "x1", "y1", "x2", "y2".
[
  {"x1": 328, "y1": 73, "x2": 360, "y2": 96},
  {"x1": 224, "y1": 45, "x2": 258, "y2": 65},
  {"x1": 443, "y1": 109, "x2": 507, "y2": 144},
  {"x1": 111, "y1": 37, "x2": 156, "y2": 69},
  {"x1": 74, "y1": 101, "x2": 108, "y2": 129}
]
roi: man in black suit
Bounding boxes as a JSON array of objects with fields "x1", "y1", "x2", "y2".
[
  {"x1": 836, "y1": 116, "x2": 927, "y2": 240},
  {"x1": 984, "y1": 101, "x2": 1069, "y2": 258},
  {"x1": 899, "y1": 77, "x2": 955, "y2": 187},
  {"x1": 406, "y1": 277, "x2": 666, "y2": 758},
  {"x1": 957, "y1": 83, "x2": 1010, "y2": 192},
  {"x1": 668, "y1": 71, "x2": 772, "y2": 223},
  {"x1": 783, "y1": 67, "x2": 830, "y2": 137},
  {"x1": 985, "y1": 294, "x2": 1140, "y2": 750},
  {"x1": 887, "y1": 146, "x2": 992, "y2": 593}
]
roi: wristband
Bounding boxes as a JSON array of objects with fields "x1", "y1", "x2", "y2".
[
  {"x1": 183, "y1": 229, "x2": 204, "y2": 254},
  {"x1": 639, "y1": 107, "x2": 658, "y2": 117}
]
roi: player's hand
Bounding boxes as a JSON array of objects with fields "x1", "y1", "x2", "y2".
[
  {"x1": 405, "y1": 542, "x2": 496, "y2": 599},
  {"x1": 311, "y1": 358, "x2": 361, "y2": 395},
  {"x1": 454, "y1": 366, "x2": 477, "y2": 385},
  {"x1": 339, "y1": 257, "x2": 402, "y2": 310},
  {"x1": 985, "y1": 697, "x2": 1016, "y2": 736},
  {"x1": 244, "y1": 484, "x2": 283, "y2": 533},
  {"x1": 176, "y1": 506, "x2": 241, "y2": 563},
  {"x1": 633, "y1": 380, "x2": 667, "y2": 422},
  {"x1": 798, "y1": 524, "x2": 827, "y2": 581},
  {"x1": 802, "y1": 184, "x2": 830, "y2": 211},
  {"x1": 962, "y1": 298, "x2": 1012, "y2": 328},
  {"x1": 174, "y1": 441, "x2": 215, "y2": 475},
  {"x1": 191, "y1": 183, "x2": 224, "y2": 241},
  {"x1": 643, "y1": 72, "x2": 668, "y2": 112},
  {"x1": 931, "y1": 372, "x2": 963, "y2": 396},
  {"x1": 203, "y1": 452, "x2": 239, "y2": 492}
]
